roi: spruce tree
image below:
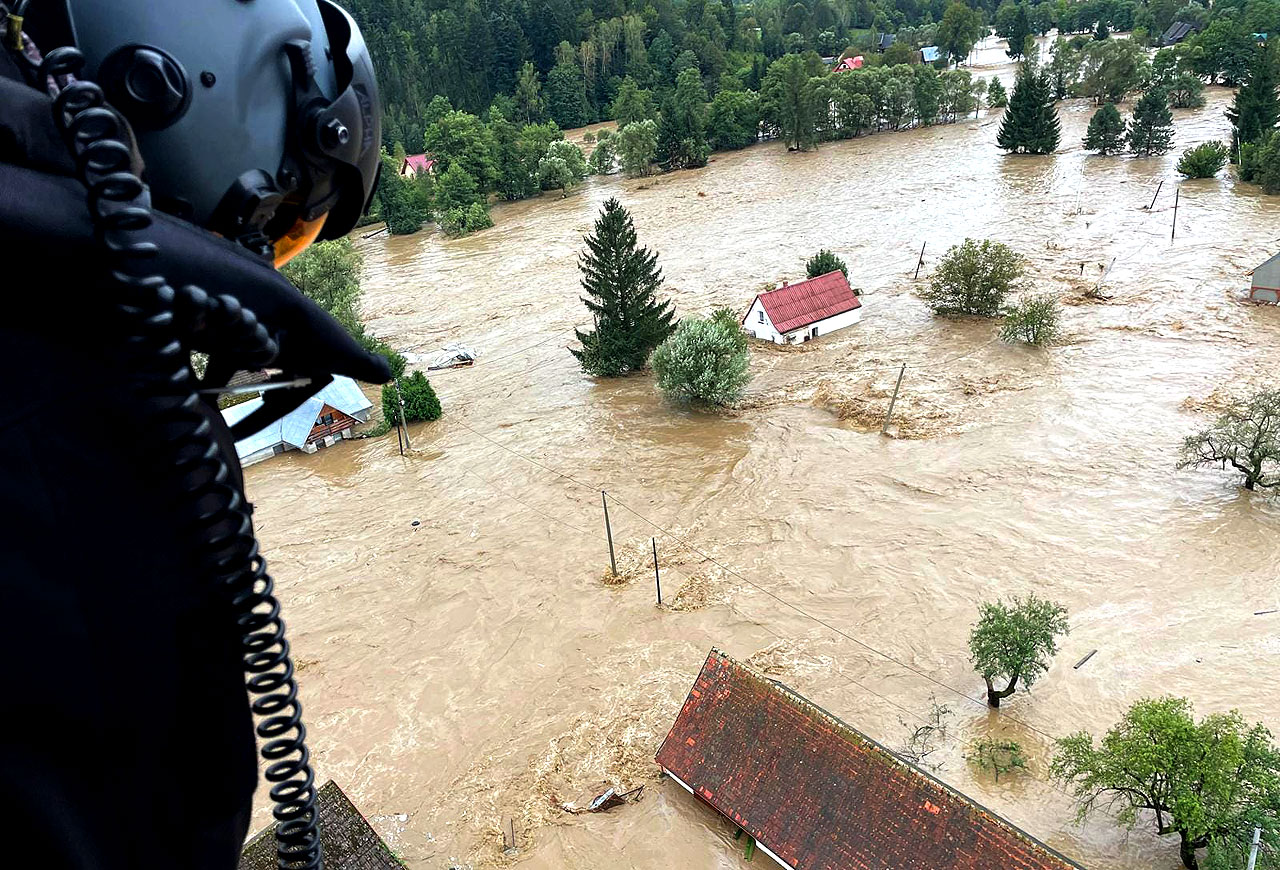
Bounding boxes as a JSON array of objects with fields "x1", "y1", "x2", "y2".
[
  {"x1": 997, "y1": 65, "x2": 1061, "y2": 154},
  {"x1": 1226, "y1": 42, "x2": 1280, "y2": 160},
  {"x1": 1127, "y1": 89, "x2": 1175, "y2": 157},
  {"x1": 572, "y1": 199, "x2": 676, "y2": 377},
  {"x1": 988, "y1": 77, "x2": 1009, "y2": 108},
  {"x1": 1082, "y1": 103, "x2": 1125, "y2": 155}
]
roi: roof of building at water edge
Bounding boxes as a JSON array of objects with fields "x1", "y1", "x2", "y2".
[
  {"x1": 221, "y1": 374, "x2": 373, "y2": 459},
  {"x1": 239, "y1": 780, "x2": 405, "y2": 869},
  {"x1": 745, "y1": 270, "x2": 861, "y2": 334},
  {"x1": 655, "y1": 649, "x2": 1086, "y2": 870}
]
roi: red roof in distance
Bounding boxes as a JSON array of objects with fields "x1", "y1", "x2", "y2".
[
  {"x1": 656, "y1": 649, "x2": 1084, "y2": 870},
  {"x1": 750, "y1": 270, "x2": 861, "y2": 334},
  {"x1": 401, "y1": 154, "x2": 434, "y2": 174}
]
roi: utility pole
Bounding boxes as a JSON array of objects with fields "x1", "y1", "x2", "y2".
[
  {"x1": 1171, "y1": 187, "x2": 1180, "y2": 242},
  {"x1": 394, "y1": 376, "x2": 410, "y2": 453},
  {"x1": 882, "y1": 364, "x2": 906, "y2": 435},
  {"x1": 652, "y1": 537, "x2": 662, "y2": 605},
  {"x1": 1147, "y1": 179, "x2": 1163, "y2": 210},
  {"x1": 1246, "y1": 827, "x2": 1262, "y2": 870},
  {"x1": 601, "y1": 491, "x2": 617, "y2": 576},
  {"x1": 914, "y1": 242, "x2": 926, "y2": 280}
]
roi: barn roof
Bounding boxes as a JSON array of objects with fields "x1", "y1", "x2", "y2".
[
  {"x1": 239, "y1": 780, "x2": 405, "y2": 870},
  {"x1": 1160, "y1": 21, "x2": 1195, "y2": 44},
  {"x1": 221, "y1": 375, "x2": 373, "y2": 460},
  {"x1": 748, "y1": 270, "x2": 861, "y2": 334},
  {"x1": 656, "y1": 649, "x2": 1085, "y2": 870}
]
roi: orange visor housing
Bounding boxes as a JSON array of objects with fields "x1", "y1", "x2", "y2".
[{"x1": 273, "y1": 214, "x2": 328, "y2": 268}]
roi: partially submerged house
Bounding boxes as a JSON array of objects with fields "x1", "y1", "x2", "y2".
[
  {"x1": 399, "y1": 153, "x2": 434, "y2": 177},
  {"x1": 221, "y1": 375, "x2": 373, "y2": 466},
  {"x1": 656, "y1": 650, "x2": 1084, "y2": 870},
  {"x1": 742, "y1": 270, "x2": 862, "y2": 344},
  {"x1": 239, "y1": 780, "x2": 405, "y2": 870},
  {"x1": 1159, "y1": 21, "x2": 1197, "y2": 45},
  {"x1": 1250, "y1": 251, "x2": 1280, "y2": 303}
]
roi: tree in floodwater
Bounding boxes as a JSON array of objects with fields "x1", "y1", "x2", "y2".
[
  {"x1": 806, "y1": 249, "x2": 848, "y2": 279},
  {"x1": 1178, "y1": 389, "x2": 1280, "y2": 490},
  {"x1": 1127, "y1": 88, "x2": 1175, "y2": 157},
  {"x1": 572, "y1": 198, "x2": 675, "y2": 377},
  {"x1": 1082, "y1": 103, "x2": 1126, "y2": 155},
  {"x1": 760, "y1": 53, "x2": 823, "y2": 151},
  {"x1": 651, "y1": 308, "x2": 751, "y2": 406},
  {"x1": 997, "y1": 64, "x2": 1060, "y2": 154},
  {"x1": 616, "y1": 118, "x2": 658, "y2": 177},
  {"x1": 1227, "y1": 42, "x2": 1280, "y2": 159},
  {"x1": 1000, "y1": 293, "x2": 1060, "y2": 345},
  {"x1": 987, "y1": 77, "x2": 1009, "y2": 108},
  {"x1": 924, "y1": 239, "x2": 1025, "y2": 317},
  {"x1": 1177, "y1": 141, "x2": 1229, "y2": 178},
  {"x1": 381, "y1": 370, "x2": 441, "y2": 425},
  {"x1": 968, "y1": 593, "x2": 1068, "y2": 708},
  {"x1": 1052, "y1": 697, "x2": 1280, "y2": 870}
]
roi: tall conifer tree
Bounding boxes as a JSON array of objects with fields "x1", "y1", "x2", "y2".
[{"x1": 997, "y1": 64, "x2": 1061, "y2": 154}]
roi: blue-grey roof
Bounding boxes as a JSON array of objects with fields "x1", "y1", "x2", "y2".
[
  {"x1": 921, "y1": 45, "x2": 941, "y2": 63},
  {"x1": 221, "y1": 375, "x2": 373, "y2": 460}
]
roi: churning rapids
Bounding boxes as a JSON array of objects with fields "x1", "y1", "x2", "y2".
[{"x1": 241, "y1": 57, "x2": 1280, "y2": 870}]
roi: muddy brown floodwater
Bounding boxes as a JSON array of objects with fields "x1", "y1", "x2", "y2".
[{"x1": 242, "y1": 71, "x2": 1280, "y2": 869}]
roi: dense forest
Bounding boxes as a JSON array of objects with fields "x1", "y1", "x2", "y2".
[{"x1": 342, "y1": 0, "x2": 1280, "y2": 150}]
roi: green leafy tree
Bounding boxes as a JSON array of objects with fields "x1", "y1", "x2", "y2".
[
  {"x1": 1167, "y1": 71, "x2": 1206, "y2": 109},
  {"x1": 381, "y1": 370, "x2": 441, "y2": 425},
  {"x1": 1177, "y1": 141, "x2": 1229, "y2": 178},
  {"x1": 281, "y1": 238, "x2": 364, "y2": 339},
  {"x1": 439, "y1": 201, "x2": 493, "y2": 237},
  {"x1": 938, "y1": 1, "x2": 984, "y2": 64},
  {"x1": 1046, "y1": 38, "x2": 1081, "y2": 100},
  {"x1": 616, "y1": 118, "x2": 658, "y2": 177},
  {"x1": 546, "y1": 60, "x2": 590, "y2": 129},
  {"x1": 1094, "y1": 20, "x2": 1110, "y2": 40},
  {"x1": 572, "y1": 198, "x2": 676, "y2": 377},
  {"x1": 708, "y1": 88, "x2": 761, "y2": 150},
  {"x1": 538, "y1": 140, "x2": 587, "y2": 195},
  {"x1": 968, "y1": 594, "x2": 1069, "y2": 708},
  {"x1": 1188, "y1": 18, "x2": 1257, "y2": 85},
  {"x1": 1243, "y1": 131, "x2": 1280, "y2": 193},
  {"x1": 423, "y1": 110, "x2": 497, "y2": 192},
  {"x1": 489, "y1": 112, "x2": 538, "y2": 201},
  {"x1": 760, "y1": 53, "x2": 823, "y2": 150},
  {"x1": 434, "y1": 163, "x2": 483, "y2": 213},
  {"x1": 806, "y1": 248, "x2": 848, "y2": 278},
  {"x1": 1227, "y1": 43, "x2": 1280, "y2": 158},
  {"x1": 1005, "y1": 4, "x2": 1032, "y2": 59},
  {"x1": 1179, "y1": 389, "x2": 1280, "y2": 490},
  {"x1": 1083, "y1": 103, "x2": 1126, "y2": 154},
  {"x1": 1079, "y1": 38, "x2": 1152, "y2": 104},
  {"x1": 514, "y1": 61, "x2": 544, "y2": 125},
  {"x1": 652, "y1": 308, "x2": 752, "y2": 406},
  {"x1": 925, "y1": 239, "x2": 1025, "y2": 316},
  {"x1": 988, "y1": 76, "x2": 1009, "y2": 107},
  {"x1": 1052, "y1": 697, "x2": 1280, "y2": 869},
  {"x1": 997, "y1": 64, "x2": 1061, "y2": 153},
  {"x1": 374, "y1": 152, "x2": 427, "y2": 235},
  {"x1": 1000, "y1": 293, "x2": 1060, "y2": 345},
  {"x1": 587, "y1": 137, "x2": 617, "y2": 174},
  {"x1": 1127, "y1": 88, "x2": 1176, "y2": 157},
  {"x1": 611, "y1": 76, "x2": 654, "y2": 128},
  {"x1": 658, "y1": 69, "x2": 711, "y2": 169},
  {"x1": 966, "y1": 737, "x2": 1029, "y2": 781}
]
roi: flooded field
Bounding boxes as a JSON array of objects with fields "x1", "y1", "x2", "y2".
[{"x1": 243, "y1": 79, "x2": 1280, "y2": 869}]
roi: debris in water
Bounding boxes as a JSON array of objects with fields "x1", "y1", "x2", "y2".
[
  {"x1": 1256, "y1": 609, "x2": 1278, "y2": 616},
  {"x1": 561, "y1": 784, "x2": 644, "y2": 814},
  {"x1": 1073, "y1": 649, "x2": 1098, "y2": 669},
  {"x1": 501, "y1": 817, "x2": 517, "y2": 856},
  {"x1": 411, "y1": 519, "x2": 421, "y2": 527}
]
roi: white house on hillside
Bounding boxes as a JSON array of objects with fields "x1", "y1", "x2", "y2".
[{"x1": 742, "y1": 270, "x2": 863, "y2": 344}]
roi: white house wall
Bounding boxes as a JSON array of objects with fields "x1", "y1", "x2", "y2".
[{"x1": 743, "y1": 298, "x2": 785, "y2": 343}]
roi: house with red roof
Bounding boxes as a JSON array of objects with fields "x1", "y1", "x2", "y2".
[
  {"x1": 656, "y1": 649, "x2": 1085, "y2": 870},
  {"x1": 832, "y1": 55, "x2": 863, "y2": 71},
  {"x1": 742, "y1": 270, "x2": 862, "y2": 344},
  {"x1": 400, "y1": 154, "x2": 434, "y2": 177}
]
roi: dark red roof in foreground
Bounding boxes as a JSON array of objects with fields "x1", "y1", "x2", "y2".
[
  {"x1": 656, "y1": 650, "x2": 1084, "y2": 870},
  {"x1": 751, "y1": 271, "x2": 861, "y2": 334}
]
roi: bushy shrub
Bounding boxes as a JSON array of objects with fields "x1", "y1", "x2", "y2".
[
  {"x1": 651, "y1": 308, "x2": 751, "y2": 406},
  {"x1": 1000, "y1": 294, "x2": 1061, "y2": 345},
  {"x1": 805, "y1": 248, "x2": 849, "y2": 279},
  {"x1": 924, "y1": 239, "x2": 1025, "y2": 316},
  {"x1": 381, "y1": 371, "x2": 441, "y2": 424},
  {"x1": 1177, "y1": 141, "x2": 1229, "y2": 178},
  {"x1": 440, "y1": 202, "x2": 494, "y2": 236}
]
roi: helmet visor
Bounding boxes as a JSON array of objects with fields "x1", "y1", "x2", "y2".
[{"x1": 273, "y1": 213, "x2": 327, "y2": 268}]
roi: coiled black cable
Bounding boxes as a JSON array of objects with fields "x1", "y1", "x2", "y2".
[{"x1": 40, "y1": 46, "x2": 323, "y2": 870}]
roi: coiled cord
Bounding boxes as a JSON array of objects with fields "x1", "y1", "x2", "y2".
[{"x1": 40, "y1": 46, "x2": 323, "y2": 870}]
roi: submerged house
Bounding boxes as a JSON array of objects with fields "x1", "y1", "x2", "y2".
[
  {"x1": 656, "y1": 650, "x2": 1084, "y2": 870},
  {"x1": 221, "y1": 375, "x2": 373, "y2": 466},
  {"x1": 1251, "y1": 251, "x2": 1280, "y2": 303},
  {"x1": 239, "y1": 780, "x2": 404, "y2": 870},
  {"x1": 742, "y1": 270, "x2": 862, "y2": 344}
]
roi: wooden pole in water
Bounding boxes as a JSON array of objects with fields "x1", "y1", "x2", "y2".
[
  {"x1": 652, "y1": 537, "x2": 662, "y2": 605},
  {"x1": 882, "y1": 364, "x2": 906, "y2": 435},
  {"x1": 602, "y1": 491, "x2": 617, "y2": 576},
  {"x1": 914, "y1": 242, "x2": 927, "y2": 280},
  {"x1": 394, "y1": 376, "x2": 410, "y2": 451},
  {"x1": 1147, "y1": 179, "x2": 1163, "y2": 210},
  {"x1": 1171, "y1": 187, "x2": 1180, "y2": 241}
]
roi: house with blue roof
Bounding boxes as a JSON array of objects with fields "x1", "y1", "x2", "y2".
[{"x1": 221, "y1": 375, "x2": 374, "y2": 466}]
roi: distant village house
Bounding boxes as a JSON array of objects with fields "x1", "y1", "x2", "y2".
[
  {"x1": 1250, "y1": 251, "x2": 1280, "y2": 304},
  {"x1": 742, "y1": 270, "x2": 862, "y2": 344},
  {"x1": 221, "y1": 375, "x2": 373, "y2": 466},
  {"x1": 875, "y1": 32, "x2": 895, "y2": 51},
  {"x1": 1158, "y1": 21, "x2": 1198, "y2": 46},
  {"x1": 832, "y1": 55, "x2": 863, "y2": 71},
  {"x1": 656, "y1": 650, "x2": 1084, "y2": 870},
  {"x1": 400, "y1": 154, "x2": 434, "y2": 177}
]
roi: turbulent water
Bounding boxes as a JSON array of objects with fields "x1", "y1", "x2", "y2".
[{"x1": 242, "y1": 59, "x2": 1280, "y2": 870}]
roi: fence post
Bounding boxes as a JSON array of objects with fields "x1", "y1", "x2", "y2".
[
  {"x1": 394, "y1": 377, "x2": 410, "y2": 453},
  {"x1": 1147, "y1": 179, "x2": 1163, "y2": 210},
  {"x1": 882, "y1": 364, "x2": 906, "y2": 435},
  {"x1": 1171, "y1": 187, "x2": 1180, "y2": 242},
  {"x1": 914, "y1": 242, "x2": 926, "y2": 280},
  {"x1": 652, "y1": 537, "x2": 662, "y2": 605},
  {"x1": 602, "y1": 491, "x2": 617, "y2": 576}
]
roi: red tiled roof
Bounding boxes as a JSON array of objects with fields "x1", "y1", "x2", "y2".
[
  {"x1": 401, "y1": 154, "x2": 434, "y2": 173},
  {"x1": 752, "y1": 271, "x2": 860, "y2": 334},
  {"x1": 656, "y1": 650, "x2": 1084, "y2": 870}
]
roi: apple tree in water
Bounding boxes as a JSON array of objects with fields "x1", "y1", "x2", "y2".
[{"x1": 968, "y1": 593, "x2": 1067, "y2": 708}]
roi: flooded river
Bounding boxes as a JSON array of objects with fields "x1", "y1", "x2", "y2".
[{"x1": 243, "y1": 77, "x2": 1280, "y2": 869}]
